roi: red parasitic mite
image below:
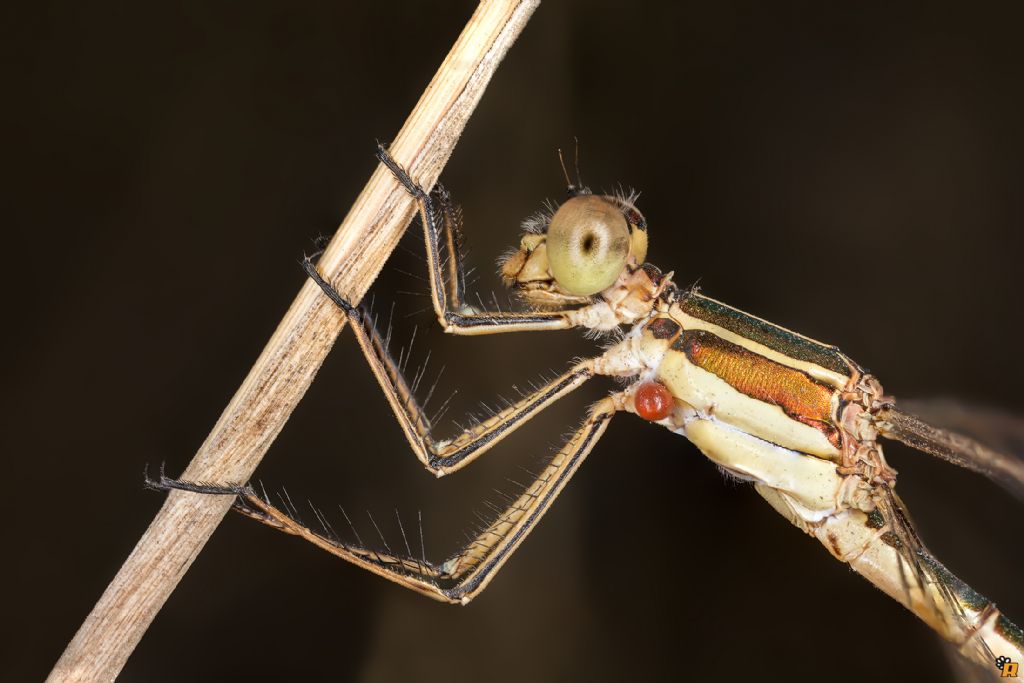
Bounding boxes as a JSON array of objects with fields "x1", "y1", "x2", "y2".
[{"x1": 634, "y1": 380, "x2": 674, "y2": 421}]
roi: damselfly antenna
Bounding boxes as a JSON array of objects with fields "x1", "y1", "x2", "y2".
[{"x1": 558, "y1": 138, "x2": 586, "y2": 197}]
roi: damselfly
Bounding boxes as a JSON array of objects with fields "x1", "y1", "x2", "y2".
[{"x1": 151, "y1": 145, "x2": 1024, "y2": 674}]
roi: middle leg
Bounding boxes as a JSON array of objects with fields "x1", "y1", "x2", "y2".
[{"x1": 304, "y1": 257, "x2": 640, "y2": 476}]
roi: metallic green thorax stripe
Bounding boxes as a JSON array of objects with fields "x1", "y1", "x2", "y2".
[
  {"x1": 677, "y1": 292, "x2": 855, "y2": 376},
  {"x1": 997, "y1": 615, "x2": 1024, "y2": 652}
]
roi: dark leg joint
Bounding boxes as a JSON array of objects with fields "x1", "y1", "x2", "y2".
[
  {"x1": 376, "y1": 144, "x2": 428, "y2": 199},
  {"x1": 301, "y1": 253, "x2": 359, "y2": 317},
  {"x1": 143, "y1": 463, "x2": 250, "y2": 497}
]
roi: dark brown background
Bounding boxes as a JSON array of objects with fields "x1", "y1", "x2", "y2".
[{"x1": 6, "y1": 1, "x2": 1024, "y2": 681}]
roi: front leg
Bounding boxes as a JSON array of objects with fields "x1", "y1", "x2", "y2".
[{"x1": 374, "y1": 145, "x2": 587, "y2": 335}]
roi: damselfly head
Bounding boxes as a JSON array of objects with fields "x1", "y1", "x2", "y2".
[{"x1": 499, "y1": 193, "x2": 648, "y2": 307}]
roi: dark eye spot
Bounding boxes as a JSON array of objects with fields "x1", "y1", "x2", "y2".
[{"x1": 581, "y1": 232, "x2": 595, "y2": 252}]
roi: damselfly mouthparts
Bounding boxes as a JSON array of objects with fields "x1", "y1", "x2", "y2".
[{"x1": 151, "y1": 145, "x2": 1024, "y2": 674}]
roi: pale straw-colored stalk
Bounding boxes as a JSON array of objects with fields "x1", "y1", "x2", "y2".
[{"x1": 47, "y1": 2, "x2": 540, "y2": 679}]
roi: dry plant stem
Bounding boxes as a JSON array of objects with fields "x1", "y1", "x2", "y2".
[{"x1": 48, "y1": 2, "x2": 540, "y2": 680}]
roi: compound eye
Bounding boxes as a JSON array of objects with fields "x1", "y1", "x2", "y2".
[{"x1": 546, "y1": 196, "x2": 631, "y2": 296}]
